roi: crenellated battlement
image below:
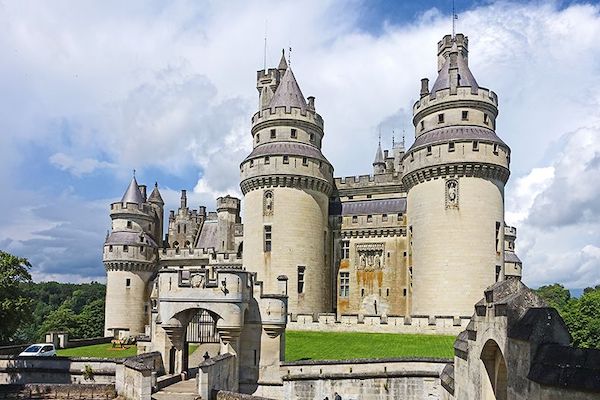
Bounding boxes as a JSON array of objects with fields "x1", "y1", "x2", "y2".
[
  {"x1": 334, "y1": 173, "x2": 403, "y2": 189},
  {"x1": 216, "y1": 195, "x2": 241, "y2": 212},
  {"x1": 413, "y1": 86, "x2": 498, "y2": 116},
  {"x1": 251, "y1": 106, "x2": 324, "y2": 129},
  {"x1": 110, "y1": 202, "x2": 154, "y2": 217}
]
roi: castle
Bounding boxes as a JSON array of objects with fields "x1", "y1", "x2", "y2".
[{"x1": 102, "y1": 33, "x2": 526, "y2": 390}]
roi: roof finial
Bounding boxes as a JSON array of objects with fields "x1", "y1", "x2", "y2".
[
  {"x1": 288, "y1": 46, "x2": 292, "y2": 67},
  {"x1": 263, "y1": 19, "x2": 268, "y2": 71},
  {"x1": 133, "y1": 168, "x2": 136, "y2": 177},
  {"x1": 378, "y1": 127, "x2": 381, "y2": 146}
]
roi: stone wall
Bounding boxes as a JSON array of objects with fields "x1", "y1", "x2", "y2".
[
  {"x1": 0, "y1": 383, "x2": 116, "y2": 399},
  {"x1": 114, "y1": 352, "x2": 163, "y2": 400},
  {"x1": 281, "y1": 358, "x2": 448, "y2": 400},
  {"x1": 197, "y1": 353, "x2": 237, "y2": 400},
  {"x1": 0, "y1": 355, "x2": 119, "y2": 385},
  {"x1": 288, "y1": 313, "x2": 469, "y2": 335}
]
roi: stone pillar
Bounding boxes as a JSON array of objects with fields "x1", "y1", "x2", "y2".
[
  {"x1": 162, "y1": 323, "x2": 186, "y2": 375},
  {"x1": 217, "y1": 327, "x2": 241, "y2": 392}
]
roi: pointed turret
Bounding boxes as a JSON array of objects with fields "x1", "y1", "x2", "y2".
[
  {"x1": 430, "y1": 34, "x2": 478, "y2": 95},
  {"x1": 121, "y1": 176, "x2": 144, "y2": 204},
  {"x1": 278, "y1": 48, "x2": 288, "y2": 71},
  {"x1": 373, "y1": 141, "x2": 386, "y2": 175},
  {"x1": 268, "y1": 67, "x2": 307, "y2": 112},
  {"x1": 148, "y1": 182, "x2": 164, "y2": 205}
]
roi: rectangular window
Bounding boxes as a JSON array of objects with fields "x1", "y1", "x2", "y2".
[
  {"x1": 366, "y1": 194, "x2": 372, "y2": 199},
  {"x1": 264, "y1": 156, "x2": 270, "y2": 164},
  {"x1": 382, "y1": 214, "x2": 388, "y2": 222},
  {"x1": 438, "y1": 114, "x2": 444, "y2": 123},
  {"x1": 180, "y1": 269, "x2": 190, "y2": 286},
  {"x1": 403, "y1": 288, "x2": 407, "y2": 296},
  {"x1": 297, "y1": 266, "x2": 305, "y2": 293},
  {"x1": 250, "y1": 159, "x2": 254, "y2": 167},
  {"x1": 495, "y1": 265, "x2": 502, "y2": 282},
  {"x1": 341, "y1": 240, "x2": 350, "y2": 259},
  {"x1": 127, "y1": 221, "x2": 132, "y2": 228},
  {"x1": 283, "y1": 155, "x2": 289, "y2": 164},
  {"x1": 291, "y1": 129, "x2": 297, "y2": 138},
  {"x1": 310, "y1": 133, "x2": 315, "y2": 142},
  {"x1": 386, "y1": 288, "x2": 390, "y2": 297},
  {"x1": 270, "y1": 129, "x2": 276, "y2": 138},
  {"x1": 339, "y1": 272, "x2": 350, "y2": 297},
  {"x1": 462, "y1": 110, "x2": 468, "y2": 120},
  {"x1": 473, "y1": 141, "x2": 479, "y2": 151},
  {"x1": 126, "y1": 278, "x2": 131, "y2": 288},
  {"x1": 361, "y1": 288, "x2": 365, "y2": 297},
  {"x1": 448, "y1": 142, "x2": 455, "y2": 152},
  {"x1": 495, "y1": 222, "x2": 501, "y2": 253},
  {"x1": 256, "y1": 133, "x2": 260, "y2": 143},
  {"x1": 420, "y1": 121, "x2": 424, "y2": 131},
  {"x1": 410, "y1": 153, "x2": 414, "y2": 162},
  {"x1": 367, "y1": 215, "x2": 373, "y2": 223},
  {"x1": 426, "y1": 146, "x2": 432, "y2": 155},
  {"x1": 123, "y1": 245, "x2": 129, "y2": 252},
  {"x1": 493, "y1": 144, "x2": 499, "y2": 154},
  {"x1": 109, "y1": 245, "x2": 113, "y2": 252},
  {"x1": 264, "y1": 225, "x2": 272, "y2": 252},
  {"x1": 484, "y1": 114, "x2": 489, "y2": 124},
  {"x1": 398, "y1": 212, "x2": 403, "y2": 220},
  {"x1": 352, "y1": 216, "x2": 358, "y2": 223},
  {"x1": 302, "y1": 157, "x2": 308, "y2": 166}
]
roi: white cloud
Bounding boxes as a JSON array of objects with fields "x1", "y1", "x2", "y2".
[{"x1": 49, "y1": 153, "x2": 116, "y2": 176}]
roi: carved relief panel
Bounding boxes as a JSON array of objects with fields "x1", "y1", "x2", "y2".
[
  {"x1": 445, "y1": 179, "x2": 459, "y2": 209},
  {"x1": 263, "y1": 190, "x2": 274, "y2": 216},
  {"x1": 355, "y1": 243, "x2": 385, "y2": 270}
]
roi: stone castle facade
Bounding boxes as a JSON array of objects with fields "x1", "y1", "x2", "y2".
[{"x1": 102, "y1": 33, "x2": 525, "y2": 386}]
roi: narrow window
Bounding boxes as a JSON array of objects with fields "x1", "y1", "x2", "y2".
[
  {"x1": 297, "y1": 266, "x2": 305, "y2": 293},
  {"x1": 352, "y1": 216, "x2": 358, "y2": 224},
  {"x1": 283, "y1": 155, "x2": 289, "y2": 164},
  {"x1": 291, "y1": 129, "x2": 297, "y2": 138},
  {"x1": 126, "y1": 278, "x2": 131, "y2": 288},
  {"x1": 473, "y1": 141, "x2": 479, "y2": 151},
  {"x1": 420, "y1": 121, "x2": 424, "y2": 131},
  {"x1": 495, "y1": 222, "x2": 501, "y2": 253},
  {"x1": 382, "y1": 214, "x2": 388, "y2": 222},
  {"x1": 403, "y1": 288, "x2": 407, "y2": 296},
  {"x1": 178, "y1": 224, "x2": 181, "y2": 234},
  {"x1": 265, "y1": 156, "x2": 270, "y2": 164},
  {"x1": 462, "y1": 110, "x2": 468, "y2": 120},
  {"x1": 438, "y1": 114, "x2": 444, "y2": 123},
  {"x1": 495, "y1": 265, "x2": 502, "y2": 282},
  {"x1": 493, "y1": 144, "x2": 499, "y2": 154},
  {"x1": 484, "y1": 114, "x2": 489, "y2": 125},
  {"x1": 264, "y1": 225, "x2": 272, "y2": 252},
  {"x1": 367, "y1": 215, "x2": 373, "y2": 223},
  {"x1": 410, "y1": 153, "x2": 414, "y2": 162},
  {"x1": 398, "y1": 213, "x2": 403, "y2": 220},
  {"x1": 348, "y1": 195, "x2": 353, "y2": 200},
  {"x1": 123, "y1": 245, "x2": 129, "y2": 252},
  {"x1": 183, "y1": 225, "x2": 186, "y2": 234},
  {"x1": 310, "y1": 133, "x2": 315, "y2": 142},
  {"x1": 140, "y1": 246, "x2": 144, "y2": 253},
  {"x1": 339, "y1": 272, "x2": 350, "y2": 297},
  {"x1": 426, "y1": 146, "x2": 432, "y2": 155},
  {"x1": 341, "y1": 240, "x2": 350, "y2": 259},
  {"x1": 386, "y1": 288, "x2": 390, "y2": 297},
  {"x1": 256, "y1": 133, "x2": 260, "y2": 143},
  {"x1": 366, "y1": 194, "x2": 372, "y2": 199},
  {"x1": 448, "y1": 142, "x2": 455, "y2": 152},
  {"x1": 250, "y1": 159, "x2": 254, "y2": 167},
  {"x1": 361, "y1": 288, "x2": 365, "y2": 297},
  {"x1": 270, "y1": 129, "x2": 276, "y2": 139},
  {"x1": 109, "y1": 245, "x2": 113, "y2": 252},
  {"x1": 127, "y1": 221, "x2": 132, "y2": 229},
  {"x1": 302, "y1": 157, "x2": 308, "y2": 166}
]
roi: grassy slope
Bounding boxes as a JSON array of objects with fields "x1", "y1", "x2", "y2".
[{"x1": 285, "y1": 331, "x2": 455, "y2": 361}]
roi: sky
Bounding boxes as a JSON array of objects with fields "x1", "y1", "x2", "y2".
[{"x1": 1, "y1": 0, "x2": 600, "y2": 289}]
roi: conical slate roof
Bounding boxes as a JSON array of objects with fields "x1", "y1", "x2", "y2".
[
  {"x1": 148, "y1": 182, "x2": 164, "y2": 205},
  {"x1": 430, "y1": 50, "x2": 478, "y2": 95},
  {"x1": 269, "y1": 67, "x2": 307, "y2": 112},
  {"x1": 121, "y1": 176, "x2": 144, "y2": 204},
  {"x1": 373, "y1": 143, "x2": 385, "y2": 165},
  {"x1": 278, "y1": 49, "x2": 288, "y2": 70}
]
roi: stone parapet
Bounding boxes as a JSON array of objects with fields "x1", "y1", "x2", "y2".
[{"x1": 251, "y1": 107, "x2": 323, "y2": 131}]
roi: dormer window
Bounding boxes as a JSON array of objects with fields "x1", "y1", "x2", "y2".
[
  {"x1": 438, "y1": 114, "x2": 444, "y2": 123},
  {"x1": 291, "y1": 129, "x2": 297, "y2": 139},
  {"x1": 270, "y1": 129, "x2": 276, "y2": 139}
]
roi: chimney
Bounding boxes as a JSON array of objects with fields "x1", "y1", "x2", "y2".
[
  {"x1": 307, "y1": 96, "x2": 315, "y2": 111},
  {"x1": 420, "y1": 78, "x2": 429, "y2": 97},
  {"x1": 449, "y1": 51, "x2": 459, "y2": 95},
  {"x1": 180, "y1": 190, "x2": 187, "y2": 209},
  {"x1": 169, "y1": 210, "x2": 175, "y2": 221},
  {"x1": 138, "y1": 185, "x2": 147, "y2": 202}
]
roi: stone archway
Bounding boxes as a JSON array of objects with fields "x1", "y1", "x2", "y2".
[{"x1": 480, "y1": 339, "x2": 507, "y2": 400}]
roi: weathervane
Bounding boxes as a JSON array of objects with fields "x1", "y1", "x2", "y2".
[{"x1": 452, "y1": 0, "x2": 459, "y2": 38}]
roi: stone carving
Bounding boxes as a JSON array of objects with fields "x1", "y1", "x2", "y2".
[
  {"x1": 190, "y1": 273, "x2": 206, "y2": 288},
  {"x1": 355, "y1": 243, "x2": 385, "y2": 270},
  {"x1": 446, "y1": 179, "x2": 459, "y2": 209},
  {"x1": 263, "y1": 190, "x2": 274, "y2": 216}
]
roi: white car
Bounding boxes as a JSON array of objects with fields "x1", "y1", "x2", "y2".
[{"x1": 18, "y1": 343, "x2": 56, "y2": 357}]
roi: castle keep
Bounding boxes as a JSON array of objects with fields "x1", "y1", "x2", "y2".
[{"x1": 102, "y1": 33, "x2": 527, "y2": 391}]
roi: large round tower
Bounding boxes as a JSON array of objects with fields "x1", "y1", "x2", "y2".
[
  {"x1": 240, "y1": 51, "x2": 334, "y2": 316},
  {"x1": 103, "y1": 177, "x2": 161, "y2": 337},
  {"x1": 402, "y1": 34, "x2": 511, "y2": 317}
]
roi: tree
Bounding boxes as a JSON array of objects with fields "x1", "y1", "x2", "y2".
[
  {"x1": 562, "y1": 288, "x2": 600, "y2": 349},
  {"x1": 38, "y1": 304, "x2": 79, "y2": 338},
  {"x1": 76, "y1": 299, "x2": 105, "y2": 338},
  {"x1": 534, "y1": 283, "x2": 571, "y2": 311},
  {"x1": 0, "y1": 251, "x2": 34, "y2": 344}
]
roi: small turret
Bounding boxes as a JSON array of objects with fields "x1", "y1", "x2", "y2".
[
  {"x1": 121, "y1": 176, "x2": 144, "y2": 204},
  {"x1": 373, "y1": 141, "x2": 386, "y2": 175}
]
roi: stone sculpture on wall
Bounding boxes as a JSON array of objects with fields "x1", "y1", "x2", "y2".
[
  {"x1": 356, "y1": 243, "x2": 385, "y2": 270},
  {"x1": 263, "y1": 190, "x2": 274, "y2": 216},
  {"x1": 445, "y1": 179, "x2": 459, "y2": 209}
]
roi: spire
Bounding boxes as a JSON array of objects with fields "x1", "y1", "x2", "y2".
[
  {"x1": 278, "y1": 48, "x2": 288, "y2": 70},
  {"x1": 121, "y1": 175, "x2": 144, "y2": 204},
  {"x1": 373, "y1": 141, "x2": 385, "y2": 166},
  {"x1": 268, "y1": 67, "x2": 307, "y2": 112},
  {"x1": 148, "y1": 182, "x2": 164, "y2": 205},
  {"x1": 431, "y1": 34, "x2": 478, "y2": 95}
]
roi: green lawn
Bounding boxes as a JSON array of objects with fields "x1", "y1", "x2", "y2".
[
  {"x1": 57, "y1": 343, "x2": 199, "y2": 358},
  {"x1": 285, "y1": 331, "x2": 455, "y2": 361}
]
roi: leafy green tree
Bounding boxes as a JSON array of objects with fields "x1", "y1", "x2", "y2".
[
  {"x1": 76, "y1": 299, "x2": 105, "y2": 338},
  {"x1": 535, "y1": 283, "x2": 571, "y2": 311},
  {"x1": 562, "y1": 288, "x2": 600, "y2": 349},
  {"x1": 38, "y1": 304, "x2": 79, "y2": 338},
  {"x1": 0, "y1": 251, "x2": 34, "y2": 344}
]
